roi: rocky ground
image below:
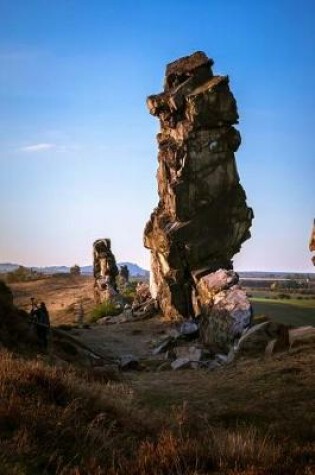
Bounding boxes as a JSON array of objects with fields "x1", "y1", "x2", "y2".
[{"x1": 1, "y1": 275, "x2": 315, "y2": 474}]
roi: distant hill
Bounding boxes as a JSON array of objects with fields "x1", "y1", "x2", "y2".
[
  {"x1": 0, "y1": 262, "x2": 149, "y2": 278},
  {"x1": 1, "y1": 263, "x2": 313, "y2": 280}
]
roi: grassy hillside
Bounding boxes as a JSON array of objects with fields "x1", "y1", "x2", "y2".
[
  {"x1": 251, "y1": 298, "x2": 315, "y2": 327},
  {"x1": 0, "y1": 344, "x2": 314, "y2": 474},
  {"x1": 1, "y1": 277, "x2": 314, "y2": 474}
]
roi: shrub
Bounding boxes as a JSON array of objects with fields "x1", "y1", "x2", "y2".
[
  {"x1": 6, "y1": 266, "x2": 44, "y2": 283},
  {"x1": 277, "y1": 293, "x2": 291, "y2": 299},
  {"x1": 90, "y1": 301, "x2": 122, "y2": 322},
  {"x1": 70, "y1": 264, "x2": 81, "y2": 276}
]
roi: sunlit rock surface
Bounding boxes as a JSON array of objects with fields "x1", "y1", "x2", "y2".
[
  {"x1": 144, "y1": 51, "x2": 253, "y2": 350},
  {"x1": 93, "y1": 239, "x2": 119, "y2": 303}
]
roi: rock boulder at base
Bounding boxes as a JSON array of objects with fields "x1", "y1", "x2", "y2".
[
  {"x1": 236, "y1": 321, "x2": 290, "y2": 356},
  {"x1": 289, "y1": 326, "x2": 315, "y2": 349}
]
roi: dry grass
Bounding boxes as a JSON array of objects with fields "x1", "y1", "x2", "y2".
[
  {"x1": 2, "y1": 277, "x2": 315, "y2": 474},
  {"x1": 0, "y1": 348, "x2": 314, "y2": 475},
  {"x1": 10, "y1": 275, "x2": 95, "y2": 325}
]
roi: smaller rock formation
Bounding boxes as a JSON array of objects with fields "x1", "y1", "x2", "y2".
[
  {"x1": 310, "y1": 219, "x2": 315, "y2": 266},
  {"x1": 132, "y1": 282, "x2": 157, "y2": 319},
  {"x1": 93, "y1": 239, "x2": 119, "y2": 304},
  {"x1": 118, "y1": 265, "x2": 129, "y2": 290}
]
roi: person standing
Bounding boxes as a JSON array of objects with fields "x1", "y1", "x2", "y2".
[{"x1": 36, "y1": 302, "x2": 50, "y2": 349}]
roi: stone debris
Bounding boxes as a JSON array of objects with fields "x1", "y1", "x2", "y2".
[
  {"x1": 198, "y1": 275, "x2": 252, "y2": 352},
  {"x1": 133, "y1": 282, "x2": 152, "y2": 308},
  {"x1": 235, "y1": 321, "x2": 290, "y2": 356},
  {"x1": 265, "y1": 339, "x2": 278, "y2": 357},
  {"x1": 93, "y1": 239, "x2": 119, "y2": 304},
  {"x1": 289, "y1": 326, "x2": 315, "y2": 349},
  {"x1": 144, "y1": 51, "x2": 253, "y2": 352},
  {"x1": 132, "y1": 282, "x2": 158, "y2": 319},
  {"x1": 180, "y1": 320, "x2": 199, "y2": 336},
  {"x1": 97, "y1": 314, "x2": 129, "y2": 325},
  {"x1": 175, "y1": 345, "x2": 203, "y2": 362},
  {"x1": 171, "y1": 357, "x2": 191, "y2": 370},
  {"x1": 152, "y1": 336, "x2": 174, "y2": 355},
  {"x1": 119, "y1": 354, "x2": 139, "y2": 371}
]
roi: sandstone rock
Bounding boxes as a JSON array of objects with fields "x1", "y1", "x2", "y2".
[
  {"x1": 236, "y1": 321, "x2": 289, "y2": 356},
  {"x1": 171, "y1": 357, "x2": 191, "y2": 370},
  {"x1": 119, "y1": 354, "x2": 139, "y2": 371},
  {"x1": 175, "y1": 345, "x2": 203, "y2": 362},
  {"x1": 143, "y1": 51, "x2": 253, "y2": 348},
  {"x1": 93, "y1": 239, "x2": 119, "y2": 304},
  {"x1": 200, "y1": 285, "x2": 252, "y2": 352},
  {"x1": 152, "y1": 336, "x2": 173, "y2": 355},
  {"x1": 133, "y1": 282, "x2": 152, "y2": 308},
  {"x1": 167, "y1": 328, "x2": 181, "y2": 339},
  {"x1": 289, "y1": 326, "x2": 315, "y2": 348},
  {"x1": 265, "y1": 339, "x2": 277, "y2": 357},
  {"x1": 215, "y1": 353, "x2": 229, "y2": 364},
  {"x1": 180, "y1": 321, "x2": 199, "y2": 336},
  {"x1": 206, "y1": 360, "x2": 222, "y2": 371}
]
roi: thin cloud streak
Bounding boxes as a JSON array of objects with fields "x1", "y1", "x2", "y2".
[{"x1": 19, "y1": 143, "x2": 56, "y2": 152}]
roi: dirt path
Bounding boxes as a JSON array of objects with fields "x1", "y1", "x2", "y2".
[{"x1": 70, "y1": 316, "x2": 173, "y2": 361}]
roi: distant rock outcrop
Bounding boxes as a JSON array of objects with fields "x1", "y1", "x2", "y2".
[{"x1": 144, "y1": 51, "x2": 253, "y2": 351}]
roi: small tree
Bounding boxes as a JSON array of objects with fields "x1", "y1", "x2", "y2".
[{"x1": 70, "y1": 264, "x2": 81, "y2": 276}]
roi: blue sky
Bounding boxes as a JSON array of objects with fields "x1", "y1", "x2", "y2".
[{"x1": 0, "y1": 0, "x2": 314, "y2": 272}]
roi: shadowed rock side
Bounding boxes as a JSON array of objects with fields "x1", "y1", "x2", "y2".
[
  {"x1": 144, "y1": 52, "x2": 253, "y2": 349},
  {"x1": 310, "y1": 219, "x2": 315, "y2": 266},
  {"x1": 0, "y1": 280, "x2": 35, "y2": 349}
]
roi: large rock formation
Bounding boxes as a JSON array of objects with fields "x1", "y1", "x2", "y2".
[
  {"x1": 93, "y1": 239, "x2": 119, "y2": 303},
  {"x1": 310, "y1": 219, "x2": 315, "y2": 266},
  {"x1": 144, "y1": 52, "x2": 253, "y2": 349}
]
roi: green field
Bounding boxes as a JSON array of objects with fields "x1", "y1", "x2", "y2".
[{"x1": 251, "y1": 297, "x2": 315, "y2": 327}]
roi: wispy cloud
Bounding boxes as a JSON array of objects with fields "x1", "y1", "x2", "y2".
[{"x1": 19, "y1": 143, "x2": 56, "y2": 152}]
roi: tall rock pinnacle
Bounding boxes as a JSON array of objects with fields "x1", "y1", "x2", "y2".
[{"x1": 144, "y1": 51, "x2": 253, "y2": 326}]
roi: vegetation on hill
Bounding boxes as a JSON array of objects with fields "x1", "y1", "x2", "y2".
[
  {"x1": 5, "y1": 266, "x2": 45, "y2": 283},
  {"x1": 70, "y1": 264, "x2": 81, "y2": 275},
  {"x1": 1, "y1": 278, "x2": 314, "y2": 474},
  {"x1": 0, "y1": 346, "x2": 314, "y2": 475}
]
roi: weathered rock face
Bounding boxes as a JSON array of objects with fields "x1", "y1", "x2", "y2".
[
  {"x1": 198, "y1": 270, "x2": 252, "y2": 352},
  {"x1": 93, "y1": 239, "x2": 119, "y2": 303},
  {"x1": 118, "y1": 265, "x2": 129, "y2": 291},
  {"x1": 310, "y1": 219, "x2": 315, "y2": 266},
  {"x1": 144, "y1": 51, "x2": 253, "y2": 335}
]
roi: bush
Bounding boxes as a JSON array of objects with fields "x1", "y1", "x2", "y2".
[
  {"x1": 6, "y1": 266, "x2": 44, "y2": 283},
  {"x1": 277, "y1": 293, "x2": 291, "y2": 299},
  {"x1": 70, "y1": 264, "x2": 81, "y2": 276},
  {"x1": 90, "y1": 301, "x2": 122, "y2": 322}
]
